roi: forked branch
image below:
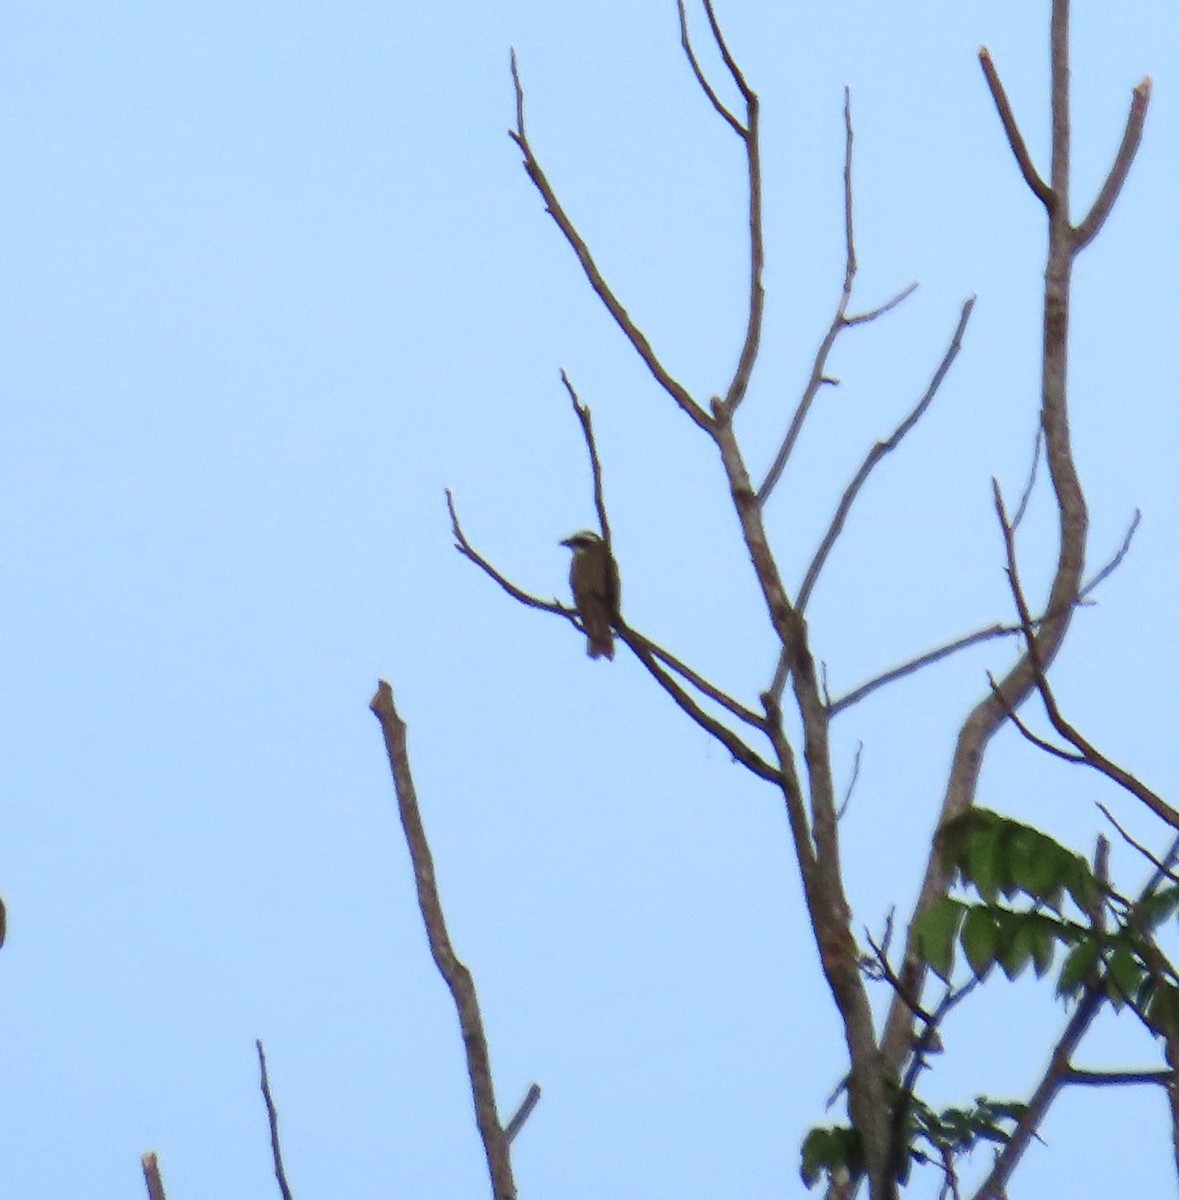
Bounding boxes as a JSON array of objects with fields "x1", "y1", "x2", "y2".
[
  {"x1": 677, "y1": 1, "x2": 763, "y2": 412},
  {"x1": 758, "y1": 90, "x2": 918, "y2": 504},
  {"x1": 795, "y1": 296, "x2": 975, "y2": 617}
]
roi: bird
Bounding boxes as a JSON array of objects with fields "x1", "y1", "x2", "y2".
[{"x1": 560, "y1": 530, "x2": 620, "y2": 660}]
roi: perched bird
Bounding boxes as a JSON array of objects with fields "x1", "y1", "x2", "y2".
[{"x1": 561, "y1": 530, "x2": 621, "y2": 660}]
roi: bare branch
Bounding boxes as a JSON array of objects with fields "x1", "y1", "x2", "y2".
[
  {"x1": 837, "y1": 742, "x2": 863, "y2": 820},
  {"x1": 676, "y1": 0, "x2": 744, "y2": 135},
  {"x1": 619, "y1": 627, "x2": 781, "y2": 783},
  {"x1": 844, "y1": 280, "x2": 918, "y2": 327},
  {"x1": 624, "y1": 622, "x2": 766, "y2": 729},
  {"x1": 724, "y1": 86, "x2": 763, "y2": 414},
  {"x1": 370, "y1": 683, "x2": 517, "y2": 1200},
  {"x1": 986, "y1": 670, "x2": 1086, "y2": 764},
  {"x1": 1011, "y1": 425, "x2": 1043, "y2": 531},
  {"x1": 701, "y1": 0, "x2": 755, "y2": 104},
  {"x1": 1063, "y1": 1067, "x2": 1173, "y2": 1087},
  {"x1": 978, "y1": 47, "x2": 1053, "y2": 209},
  {"x1": 797, "y1": 296, "x2": 975, "y2": 614},
  {"x1": 447, "y1": 489, "x2": 579, "y2": 625},
  {"x1": 993, "y1": 483, "x2": 1179, "y2": 831},
  {"x1": 141, "y1": 1153, "x2": 168, "y2": 1200},
  {"x1": 1073, "y1": 77, "x2": 1152, "y2": 251},
  {"x1": 674, "y1": 3, "x2": 762, "y2": 414},
  {"x1": 829, "y1": 620, "x2": 1024, "y2": 716},
  {"x1": 830, "y1": 510, "x2": 1138, "y2": 716},
  {"x1": 759, "y1": 94, "x2": 918, "y2": 503},
  {"x1": 560, "y1": 371, "x2": 612, "y2": 547},
  {"x1": 505, "y1": 1083, "x2": 542, "y2": 1144},
  {"x1": 759, "y1": 691, "x2": 817, "y2": 878},
  {"x1": 1080, "y1": 509, "x2": 1140, "y2": 599},
  {"x1": 508, "y1": 52, "x2": 710, "y2": 431},
  {"x1": 256, "y1": 1040, "x2": 295, "y2": 1200},
  {"x1": 840, "y1": 85, "x2": 857, "y2": 284},
  {"x1": 1097, "y1": 803, "x2": 1179, "y2": 886}
]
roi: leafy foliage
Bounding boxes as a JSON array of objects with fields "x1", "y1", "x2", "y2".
[
  {"x1": 800, "y1": 1124, "x2": 863, "y2": 1190},
  {"x1": 800, "y1": 1096, "x2": 1028, "y2": 1192}
]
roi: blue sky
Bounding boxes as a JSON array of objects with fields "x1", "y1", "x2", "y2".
[{"x1": 0, "y1": 2, "x2": 1176, "y2": 1197}]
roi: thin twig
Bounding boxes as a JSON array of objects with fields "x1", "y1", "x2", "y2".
[
  {"x1": 370, "y1": 683, "x2": 517, "y2": 1200},
  {"x1": 256, "y1": 1040, "x2": 295, "y2": 1200},
  {"x1": 141, "y1": 1153, "x2": 168, "y2": 1200},
  {"x1": 446, "y1": 490, "x2": 579, "y2": 625},
  {"x1": 677, "y1": 0, "x2": 744, "y2": 136},
  {"x1": 986, "y1": 670, "x2": 1086, "y2": 764},
  {"x1": 1079, "y1": 509, "x2": 1140, "y2": 599},
  {"x1": 758, "y1": 94, "x2": 918, "y2": 503},
  {"x1": 508, "y1": 52, "x2": 710, "y2": 431},
  {"x1": 993, "y1": 482, "x2": 1179, "y2": 830},
  {"x1": 1073, "y1": 77, "x2": 1152, "y2": 251},
  {"x1": 978, "y1": 47, "x2": 1053, "y2": 209},
  {"x1": 844, "y1": 281, "x2": 918, "y2": 327},
  {"x1": 505, "y1": 1083, "x2": 542, "y2": 1144},
  {"x1": 1097, "y1": 803, "x2": 1179, "y2": 886},
  {"x1": 1011, "y1": 425, "x2": 1043, "y2": 530},
  {"x1": 701, "y1": 0, "x2": 754, "y2": 103},
  {"x1": 676, "y1": 2, "x2": 762, "y2": 414},
  {"x1": 796, "y1": 296, "x2": 975, "y2": 614},
  {"x1": 837, "y1": 742, "x2": 863, "y2": 820},
  {"x1": 1063, "y1": 1067, "x2": 1173, "y2": 1087},
  {"x1": 829, "y1": 621, "x2": 1025, "y2": 716},
  {"x1": 560, "y1": 371, "x2": 612, "y2": 546},
  {"x1": 829, "y1": 513, "x2": 1140, "y2": 715}
]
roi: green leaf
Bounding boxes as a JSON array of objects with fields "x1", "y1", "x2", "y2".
[
  {"x1": 1063, "y1": 855, "x2": 1101, "y2": 917},
  {"x1": 966, "y1": 824, "x2": 1005, "y2": 904},
  {"x1": 800, "y1": 1129, "x2": 831, "y2": 1188},
  {"x1": 799, "y1": 1126, "x2": 862, "y2": 1189},
  {"x1": 1105, "y1": 939, "x2": 1145, "y2": 1008},
  {"x1": 997, "y1": 912, "x2": 1037, "y2": 980},
  {"x1": 1146, "y1": 981, "x2": 1179, "y2": 1037},
  {"x1": 1138, "y1": 886, "x2": 1179, "y2": 930},
  {"x1": 1006, "y1": 826, "x2": 1064, "y2": 907},
  {"x1": 913, "y1": 898, "x2": 967, "y2": 982},
  {"x1": 961, "y1": 906, "x2": 1002, "y2": 978},
  {"x1": 1057, "y1": 938, "x2": 1100, "y2": 998}
]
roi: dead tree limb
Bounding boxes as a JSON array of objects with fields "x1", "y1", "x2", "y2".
[
  {"x1": 141, "y1": 1153, "x2": 168, "y2": 1200},
  {"x1": 256, "y1": 1039, "x2": 295, "y2": 1200},
  {"x1": 370, "y1": 682, "x2": 517, "y2": 1200}
]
